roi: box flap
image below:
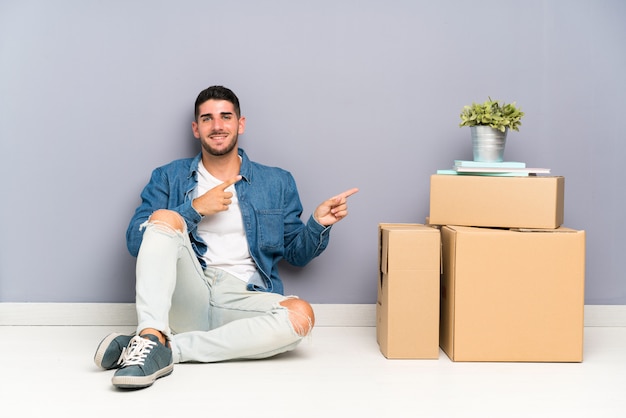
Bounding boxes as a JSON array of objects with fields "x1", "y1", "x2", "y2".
[{"x1": 379, "y1": 224, "x2": 440, "y2": 273}]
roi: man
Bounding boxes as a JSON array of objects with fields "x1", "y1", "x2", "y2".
[{"x1": 94, "y1": 85, "x2": 358, "y2": 389}]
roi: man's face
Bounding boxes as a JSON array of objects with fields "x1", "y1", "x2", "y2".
[{"x1": 192, "y1": 99, "x2": 246, "y2": 157}]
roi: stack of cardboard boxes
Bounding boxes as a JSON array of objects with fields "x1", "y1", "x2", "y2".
[{"x1": 377, "y1": 175, "x2": 586, "y2": 362}]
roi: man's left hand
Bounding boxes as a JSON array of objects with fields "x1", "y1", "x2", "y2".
[{"x1": 314, "y1": 188, "x2": 359, "y2": 227}]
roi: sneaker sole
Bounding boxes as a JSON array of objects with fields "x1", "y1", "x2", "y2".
[
  {"x1": 111, "y1": 363, "x2": 174, "y2": 389},
  {"x1": 94, "y1": 332, "x2": 124, "y2": 369}
]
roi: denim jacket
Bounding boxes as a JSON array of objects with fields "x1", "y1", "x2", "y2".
[{"x1": 126, "y1": 148, "x2": 332, "y2": 294}]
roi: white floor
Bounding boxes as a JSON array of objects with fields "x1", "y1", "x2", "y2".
[{"x1": 2, "y1": 325, "x2": 625, "y2": 417}]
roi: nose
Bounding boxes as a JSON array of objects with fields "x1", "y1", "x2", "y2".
[
  {"x1": 211, "y1": 119, "x2": 223, "y2": 131},
  {"x1": 211, "y1": 118, "x2": 224, "y2": 131}
]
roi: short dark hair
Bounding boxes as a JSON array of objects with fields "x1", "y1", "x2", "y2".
[{"x1": 194, "y1": 85, "x2": 241, "y2": 120}]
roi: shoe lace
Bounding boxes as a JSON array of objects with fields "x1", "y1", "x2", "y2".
[{"x1": 117, "y1": 336, "x2": 156, "y2": 367}]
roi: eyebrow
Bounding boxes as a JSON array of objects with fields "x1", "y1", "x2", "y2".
[{"x1": 199, "y1": 112, "x2": 234, "y2": 119}]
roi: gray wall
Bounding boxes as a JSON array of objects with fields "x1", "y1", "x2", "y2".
[{"x1": 1, "y1": 0, "x2": 624, "y2": 304}]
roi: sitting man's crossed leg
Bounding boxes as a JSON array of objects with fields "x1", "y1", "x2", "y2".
[{"x1": 94, "y1": 210, "x2": 315, "y2": 389}]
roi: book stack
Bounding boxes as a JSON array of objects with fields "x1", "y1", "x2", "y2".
[{"x1": 437, "y1": 160, "x2": 550, "y2": 176}]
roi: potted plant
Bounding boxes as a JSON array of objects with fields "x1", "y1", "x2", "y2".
[{"x1": 459, "y1": 97, "x2": 524, "y2": 162}]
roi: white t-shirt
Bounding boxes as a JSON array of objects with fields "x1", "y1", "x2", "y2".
[{"x1": 196, "y1": 162, "x2": 257, "y2": 282}]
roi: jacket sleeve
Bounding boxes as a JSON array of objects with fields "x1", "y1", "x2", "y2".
[
  {"x1": 281, "y1": 173, "x2": 332, "y2": 266},
  {"x1": 126, "y1": 166, "x2": 202, "y2": 257}
]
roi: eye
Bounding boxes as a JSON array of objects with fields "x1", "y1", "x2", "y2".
[{"x1": 223, "y1": 114, "x2": 232, "y2": 120}]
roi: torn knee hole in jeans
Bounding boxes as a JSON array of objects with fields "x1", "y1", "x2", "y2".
[
  {"x1": 140, "y1": 219, "x2": 185, "y2": 234},
  {"x1": 279, "y1": 297, "x2": 314, "y2": 337},
  {"x1": 289, "y1": 310, "x2": 314, "y2": 337}
]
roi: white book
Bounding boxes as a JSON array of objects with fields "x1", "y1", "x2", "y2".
[
  {"x1": 453, "y1": 166, "x2": 551, "y2": 174},
  {"x1": 437, "y1": 169, "x2": 529, "y2": 177}
]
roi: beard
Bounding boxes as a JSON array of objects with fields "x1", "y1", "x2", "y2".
[{"x1": 202, "y1": 133, "x2": 238, "y2": 157}]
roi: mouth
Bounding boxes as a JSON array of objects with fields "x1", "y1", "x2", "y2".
[{"x1": 209, "y1": 132, "x2": 228, "y2": 142}]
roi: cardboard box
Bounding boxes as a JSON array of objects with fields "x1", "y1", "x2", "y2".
[
  {"x1": 429, "y1": 175, "x2": 565, "y2": 229},
  {"x1": 377, "y1": 224, "x2": 441, "y2": 359},
  {"x1": 439, "y1": 225, "x2": 585, "y2": 362}
]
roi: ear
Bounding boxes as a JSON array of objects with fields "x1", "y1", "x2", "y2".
[
  {"x1": 192, "y1": 120, "x2": 200, "y2": 139},
  {"x1": 238, "y1": 116, "x2": 246, "y2": 135}
]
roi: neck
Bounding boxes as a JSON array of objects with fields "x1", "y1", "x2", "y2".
[{"x1": 201, "y1": 148, "x2": 241, "y2": 181}]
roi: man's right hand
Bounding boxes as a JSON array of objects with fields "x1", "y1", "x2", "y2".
[{"x1": 192, "y1": 175, "x2": 242, "y2": 216}]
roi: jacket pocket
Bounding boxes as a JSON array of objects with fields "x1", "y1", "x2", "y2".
[{"x1": 257, "y1": 209, "x2": 284, "y2": 250}]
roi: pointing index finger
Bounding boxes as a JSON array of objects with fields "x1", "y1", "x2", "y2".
[
  {"x1": 339, "y1": 187, "x2": 359, "y2": 199},
  {"x1": 220, "y1": 175, "x2": 242, "y2": 190}
]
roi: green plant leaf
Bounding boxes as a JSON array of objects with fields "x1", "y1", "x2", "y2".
[{"x1": 459, "y1": 97, "x2": 524, "y2": 132}]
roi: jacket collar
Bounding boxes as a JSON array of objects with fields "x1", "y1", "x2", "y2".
[{"x1": 238, "y1": 148, "x2": 252, "y2": 183}]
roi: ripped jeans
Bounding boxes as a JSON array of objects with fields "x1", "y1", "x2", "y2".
[{"x1": 135, "y1": 221, "x2": 305, "y2": 364}]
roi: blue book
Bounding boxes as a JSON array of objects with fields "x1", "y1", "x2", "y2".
[{"x1": 454, "y1": 160, "x2": 526, "y2": 168}]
